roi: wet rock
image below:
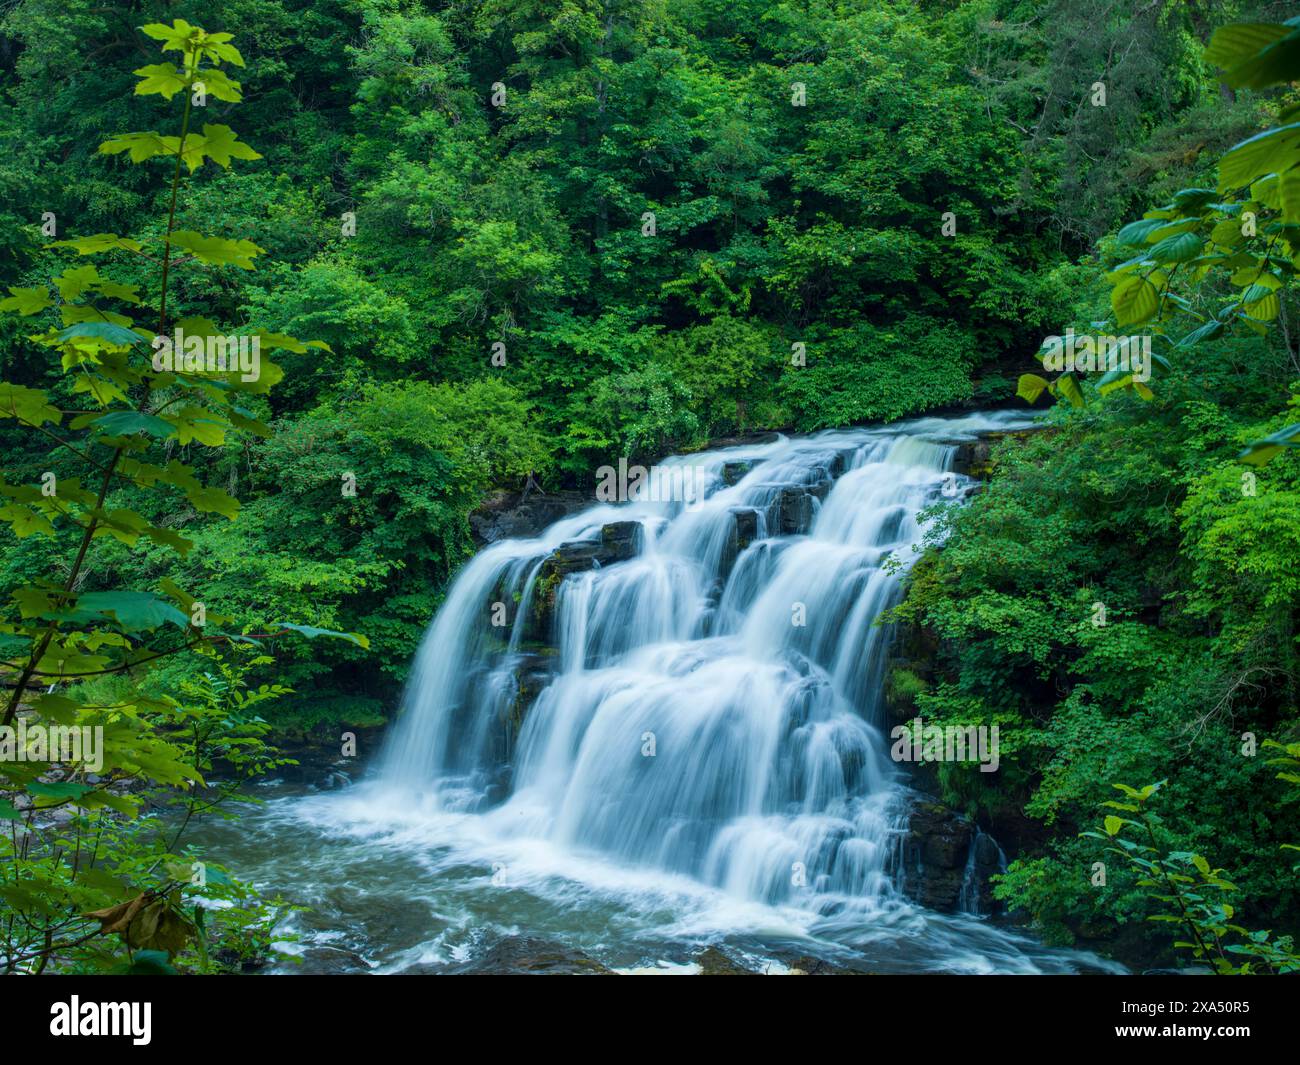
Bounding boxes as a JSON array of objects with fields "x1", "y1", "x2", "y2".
[
  {"x1": 731, "y1": 507, "x2": 759, "y2": 551},
  {"x1": 525, "y1": 525, "x2": 643, "y2": 642},
  {"x1": 600, "y1": 520, "x2": 640, "y2": 561},
  {"x1": 694, "y1": 946, "x2": 759, "y2": 975},
  {"x1": 721, "y1": 460, "x2": 754, "y2": 487},
  {"x1": 806, "y1": 466, "x2": 836, "y2": 501},
  {"x1": 949, "y1": 440, "x2": 993, "y2": 479},
  {"x1": 719, "y1": 506, "x2": 761, "y2": 579},
  {"x1": 470, "y1": 489, "x2": 589, "y2": 545},
  {"x1": 777, "y1": 487, "x2": 813, "y2": 535},
  {"x1": 901, "y1": 801, "x2": 979, "y2": 912},
  {"x1": 425, "y1": 937, "x2": 611, "y2": 975}
]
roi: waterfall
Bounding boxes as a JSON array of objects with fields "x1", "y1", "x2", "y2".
[{"x1": 377, "y1": 411, "x2": 1032, "y2": 918}]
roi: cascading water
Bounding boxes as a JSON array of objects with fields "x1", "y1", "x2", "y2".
[
  {"x1": 378, "y1": 411, "x2": 1017, "y2": 917},
  {"x1": 195, "y1": 410, "x2": 1123, "y2": 972}
]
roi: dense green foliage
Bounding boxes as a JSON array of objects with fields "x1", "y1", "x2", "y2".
[
  {"x1": 4, "y1": 0, "x2": 1249, "y2": 716},
  {"x1": 895, "y1": 7, "x2": 1300, "y2": 964},
  {"x1": 0, "y1": 0, "x2": 1296, "y2": 971}
]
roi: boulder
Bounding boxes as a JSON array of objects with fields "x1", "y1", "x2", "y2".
[{"x1": 900, "y1": 801, "x2": 1002, "y2": 913}]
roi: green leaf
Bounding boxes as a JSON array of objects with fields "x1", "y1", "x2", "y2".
[
  {"x1": 0, "y1": 285, "x2": 53, "y2": 315},
  {"x1": 26, "y1": 781, "x2": 93, "y2": 803},
  {"x1": 185, "y1": 486, "x2": 240, "y2": 520},
  {"x1": 133, "y1": 62, "x2": 189, "y2": 100},
  {"x1": 56, "y1": 322, "x2": 147, "y2": 347},
  {"x1": 1104, "y1": 815, "x2": 1124, "y2": 837},
  {"x1": 1115, "y1": 217, "x2": 1168, "y2": 247},
  {"x1": 1219, "y1": 123, "x2": 1300, "y2": 190},
  {"x1": 1207, "y1": 22, "x2": 1300, "y2": 90},
  {"x1": 1111, "y1": 274, "x2": 1160, "y2": 326},
  {"x1": 1016, "y1": 373, "x2": 1049, "y2": 403},
  {"x1": 1239, "y1": 423, "x2": 1300, "y2": 466},
  {"x1": 99, "y1": 131, "x2": 175, "y2": 164},
  {"x1": 0, "y1": 503, "x2": 56, "y2": 538},
  {"x1": 167, "y1": 230, "x2": 263, "y2": 268},
  {"x1": 1056, "y1": 374, "x2": 1084, "y2": 409},
  {"x1": 275, "y1": 622, "x2": 370, "y2": 650},
  {"x1": 1148, "y1": 231, "x2": 1203, "y2": 263},
  {"x1": 91, "y1": 411, "x2": 176, "y2": 438},
  {"x1": 195, "y1": 124, "x2": 261, "y2": 168},
  {"x1": 0, "y1": 384, "x2": 61, "y2": 426},
  {"x1": 75, "y1": 591, "x2": 189, "y2": 632}
]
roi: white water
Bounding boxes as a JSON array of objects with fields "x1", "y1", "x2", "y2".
[{"x1": 225, "y1": 410, "x2": 1123, "y2": 972}]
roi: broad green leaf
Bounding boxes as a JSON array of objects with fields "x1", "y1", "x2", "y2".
[
  {"x1": 1111, "y1": 274, "x2": 1159, "y2": 326},
  {"x1": 99, "y1": 131, "x2": 174, "y2": 164},
  {"x1": 1219, "y1": 123, "x2": 1300, "y2": 190},
  {"x1": 186, "y1": 486, "x2": 240, "y2": 520},
  {"x1": 0, "y1": 285, "x2": 53, "y2": 315},
  {"x1": 195, "y1": 124, "x2": 261, "y2": 169},
  {"x1": 1239, "y1": 422, "x2": 1300, "y2": 466},
  {"x1": 56, "y1": 322, "x2": 147, "y2": 347},
  {"x1": 1148, "y1": 231, "x2": 1203, "y2": 263},
  {"x1": 76, "y1": 590, "x2": 189, "y2": 631},
  {"x1": 91, "y1": 411, "x2": 176, "y2": 438},
  {"x1": 167, "y1": 230, "x2": 264, "y2": 268},
  {"x1": 50, "y1": 233, "x2": 145, "y2": 256},
  {"x1": 1016, "y1": 373, "x2": 1049, "y2": 403},
  {"x1": 0, "y1": 383, "x2": 60, "y2": 426},
  {"x1": 275, "y1": 622, "x2": 370, "y2": 649},
  {"x1": 133, "y1": 62, "x2": 189, "y2": 100}
]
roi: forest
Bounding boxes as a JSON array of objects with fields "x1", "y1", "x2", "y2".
[{"x1": 0, "y1": 0, "x2": 1298, "y2": 980}]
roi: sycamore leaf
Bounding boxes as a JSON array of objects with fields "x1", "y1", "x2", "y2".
[
  {"x1": 0, "y1": 384, "x2": 60, "y2": 426},
  {"x1": 0, "y1": 504, "x2": 56, "y2": 538},
  {"x1": 133, "y1": 62, "x2": 189, "y2": 100},
  {"x1": 185, "y1": 486, "x2": 240, "y2": 520},
  {"x1": 141, "y1": 19, "x2": 201, "y2": 54},
  {"x1": 167, "y1": 230, "x2": 263, "y2": 268},
  {"x1": 165, "y1": 406, "x2": 228, "y2": 446},
  {"x1": 99, "y1": 132, "x2": 174, "y2": 164},
  {"x1": 49, "y1": 233, "x2": 146, "y2": 256},
  {"x1": 0, "y1": 285, "x2": 53, "y2": 315},
  {"x1": 194, "y1": 124, "x2": 261, "y2": 168},
  {"x1": 193, "y1": 69, "x2": 243, "y2": 103}
]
